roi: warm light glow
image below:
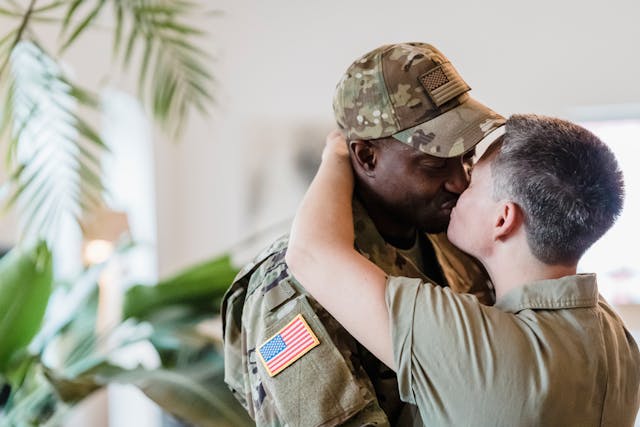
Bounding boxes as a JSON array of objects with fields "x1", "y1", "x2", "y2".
[{"x1": 84, "y1": 239, "x2": 115, "y2": 265}]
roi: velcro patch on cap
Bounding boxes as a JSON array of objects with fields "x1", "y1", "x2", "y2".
[
  {"x1": 419, "y1": 63, "x2": 470, "y2": 107},
  {"x1": 258, "y1": 314, "x2": 320, "y2": 377}
]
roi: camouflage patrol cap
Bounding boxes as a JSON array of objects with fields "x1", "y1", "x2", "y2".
[{"x1": 333, "y1": 43, "x2": 505, "y2": 158}]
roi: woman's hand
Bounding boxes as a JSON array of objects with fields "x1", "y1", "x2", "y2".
[
  {"x1": 322, "y1": 130, "x2": 350, "y2": 161},
  {"x1": 319, "y1": 130, "x2": 354, "y2": 191},
  {"x1": 286, "y1": 130, "x2": 394, "y2": 370}
]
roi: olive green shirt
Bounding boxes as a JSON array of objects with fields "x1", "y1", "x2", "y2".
[{"x1": 386, "y1": 273, "x2": 640, "y2": 426}]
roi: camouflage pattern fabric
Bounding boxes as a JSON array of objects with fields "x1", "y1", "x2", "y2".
[
  {"x1": 333, "y1": 43, "x2": 505, "y2": 158},
  {"x1": 221, "y1": 200, "x2": 493, "y2": 427}
]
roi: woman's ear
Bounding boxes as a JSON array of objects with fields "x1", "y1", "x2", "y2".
[
  {"x1": 350, "y1": 140, "x2": 377, "y2": 177},
  {"x1": 494, "y1": 201, "x2": 522, "y2": 241}
]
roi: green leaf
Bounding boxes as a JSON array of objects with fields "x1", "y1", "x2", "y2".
[
  {"x1": 0, "y1": 242, "x2": 53, "y2": 382},
  {"x1": 112, "y1": 1, "x2": 124, "y2": 56},
  {"x1": 60, "y1": 0, "x2": 107, "y2": 54},
  {"x1": 188, "y1": 79, "x2": 215, "y2": 105},
  {"x1": 65, "y1": 80, "x2": 100, "y2": 108},
  {"x1": 2, "y1": 158, "x2": 42, "y2": 212},
  {"x1": 1, "y1": 365, "x2": 65, "y2": 426},
  {"x1": 6, "y1": 99, "x2": 39, "y2": 147},
  {"x1": 44, "y1": 361, "x2": 253, "y2": 426},
  {"x1": 163, "y1": 36, "x2": 210, "y2": 57},
  {"x1": 60, "y1": 0, "x2": 84, "y2": 33},
  {"x1": 14, "y1": 169, "x2": 58, "y2": 237},
  {"x1": 155, "y1": 20, "x2": 205, "y2": 36},
  {"x1": 21, "y1": 186, "x2": 57, "y2": 230},
  {"x1": 0, "y1": 28, "x2": 18, "y2": 50},
  {"x1": 2, "y1": 97, "x2": 38, "y2": 169},
  {"x1": 4, "y1": 352, "x2": 38, "y2": 390},
  {"x1": 73, "y1": 139, "x2": 102, "y2": 170},
  {"x1": 123, "y1": 254, "x2": 238, "y2": 320},
  {"x1": 77, "y1": 161, "x2": 104, "y2": 192},
  {"x1": 108, "y1": 368, "x2": 253, "y2": 427},
  {"x1": 111, "y1": 0, "x2": 216, "y2": 136},
  {"x1": 0, "y1": 5, "x2": 19, "y2": 17},
  {"x1": 132, "y1": 4, "x2": 180, "y2": 17},
  {"x1": 181, "y1": 56, "x2": 214, "y2": 80},
  {"x1": 73, "y1": 113, "x2": 108, "y2": 150},
  {"x1": 33, "y1": 0, "x2": 67, "y2": 14},
  {"x1": 138, "y1": 35, "x2": 154, "y2": 97},
  {"x1": 151, "y1": 61, "x2": 173, "y2": 120},
  {"x1": 3, "y1": 42, "x2": 108, "y2": 245},
  {"x1": 45, "y1": 372, "x2": 102, "y2": 405},
  {"x1": 9, "y1": 160, "x2": 26, "y2": 179},
  {"x1": 122, "y1": 25, "x2": 139, "y2": 68}
]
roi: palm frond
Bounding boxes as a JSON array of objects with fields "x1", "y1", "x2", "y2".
[
  {"x1": 0, "y1": 0, "x2": 217, "y2": 247},
  {"x1": 0, "y1": 41, "x2": 106, "y2": 246},
  {"x1": 32, "y1": 0, "x2": 67, "y2": 14},
  {"x1": 0, "y1": 5, "x2": 21, "y2": 18},
  {"x1": 114, "y1": 0, "x2": 216, "y2": 137},
  {"x1": 60, "y1": 0, "x2": 89, "y2": 37},
  {"x1": 113, "y1": 0, "x2": 125, "y2": 55},
  {"x1": 60, "y1": 0, "x2": 108, "y2": 53}
]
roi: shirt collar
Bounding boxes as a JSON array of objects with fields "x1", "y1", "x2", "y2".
[{"x1": 494, "y1": 274, "x2": 599, "y2": 313}]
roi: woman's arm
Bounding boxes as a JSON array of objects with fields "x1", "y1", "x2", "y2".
[{"x1": 286, "y1": 131, "x2": 394, "y2": 369}]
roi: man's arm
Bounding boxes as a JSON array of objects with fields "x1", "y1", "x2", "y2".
[{"x1": 286, "y1": 131, "x2": 395, "y2": 369}]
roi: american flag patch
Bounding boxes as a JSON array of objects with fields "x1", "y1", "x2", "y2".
[
  {"x1": 258, "y1": 314, "x2": 320, "y2": 377},
  {"x1": 420, "y1": 62, "x2": 470, "y2": 107}
]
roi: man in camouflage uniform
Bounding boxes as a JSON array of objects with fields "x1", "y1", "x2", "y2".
[{"x1": 222, "y1": 43, "x2": 505, "y2": 426}]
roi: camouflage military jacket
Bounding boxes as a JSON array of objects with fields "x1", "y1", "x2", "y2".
[{"x1": 222, "y1": 201, "x2": 493, "y2": 427}]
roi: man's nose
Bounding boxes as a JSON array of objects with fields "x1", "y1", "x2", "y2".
[{"x1": 444, "y1": 158, "x2": 470, "y2": 194}]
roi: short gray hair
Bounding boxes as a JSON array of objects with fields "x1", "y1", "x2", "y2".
[{"x1": 487, "y1": 114, "x2": 624, "y2": 265}]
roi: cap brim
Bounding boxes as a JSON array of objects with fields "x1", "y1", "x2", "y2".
[{"x1": 392, "y1": 98, "x2": 506, "y2": 158}]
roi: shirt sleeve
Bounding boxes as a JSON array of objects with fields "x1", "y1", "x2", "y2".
[
  {"x1": 385, "y1": 276, "x2": 422, "y2": 405},
  {"x1": 385, "y1": 275, "x2": 523, "y2": 415}
]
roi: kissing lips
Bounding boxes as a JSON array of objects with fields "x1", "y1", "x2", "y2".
[{"x1": 440, "y1": 199, "x2": 457, "y2": 211}]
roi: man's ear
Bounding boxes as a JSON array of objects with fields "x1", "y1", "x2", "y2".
[
  {"x1": 493, "y1": 201, "x2": 522, "y2": 241},
  {"x1": 349, "y1": 140, "x2": 377, "y2": 177}
]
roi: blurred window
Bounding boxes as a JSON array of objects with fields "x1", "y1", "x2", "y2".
[{"x1": 577, "y1": 118, "x2": 640, "y2": 304}]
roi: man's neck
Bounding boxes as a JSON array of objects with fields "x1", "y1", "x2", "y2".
[
  {"x1": 486, "y1": 249, "x2": 578, "y2": 301},
  {"x1": 354, "y1": 192, "x2": 417, "y2": 250}
]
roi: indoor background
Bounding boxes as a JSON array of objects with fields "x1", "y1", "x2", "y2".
[{"x1": 0, "y1": 0, "x2": 639, "y2": 425}]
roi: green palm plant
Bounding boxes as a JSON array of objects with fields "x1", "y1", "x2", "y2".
[
  {"x1": 0, "y1": 1, "x2": 254, "y2": 425},
  {"x1": 0, "y1": 243, "x2": 253, "y2": 426},
  {"x1": 0, "y1": 0, "x2": 216, "y2": 243}
]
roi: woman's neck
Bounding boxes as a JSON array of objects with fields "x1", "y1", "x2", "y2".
[{"x1": 485, "y1": 249, "x2": 578, "y2": 301}]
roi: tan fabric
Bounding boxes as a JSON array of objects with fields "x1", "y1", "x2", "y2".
[{"x1": 386, "y1": 273, "x2": 640, "y2": 427}]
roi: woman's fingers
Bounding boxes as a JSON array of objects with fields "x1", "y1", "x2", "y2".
[{"x1": 323, "y1": 130, "x2": 350, "y2": 160}]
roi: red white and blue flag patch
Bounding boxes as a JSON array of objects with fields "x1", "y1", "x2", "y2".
[{"x1": 258, "y1": 314, "x2": 320, "y2": 377}]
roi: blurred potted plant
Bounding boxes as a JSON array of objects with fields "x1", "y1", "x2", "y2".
[
  {"x1": 0, "y1": 1, "x2": 251, "y2": 425},
  {"x1": 0, "y1": 0, "x2": 216, "y2": 243},
  {"x1": 0, "y1": 242, "x2": 252, "y2": 426}
]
